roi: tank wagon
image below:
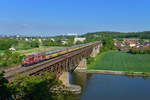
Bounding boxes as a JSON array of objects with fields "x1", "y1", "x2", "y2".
[{"x1": 22, "y1": 43, "x2": 91, "y2": 66}]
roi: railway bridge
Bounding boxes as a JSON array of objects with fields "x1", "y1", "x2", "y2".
[{"x1": 5, "y1": 41, "x2": 102, "y2": 86}]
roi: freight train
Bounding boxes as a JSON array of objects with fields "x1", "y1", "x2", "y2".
[{"x1": 22, "y1": 43, "x2": 92, "y2": 67}]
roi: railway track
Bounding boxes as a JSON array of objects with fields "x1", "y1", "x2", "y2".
[
  {"x1": 4, "y1": 46, "x2": 85, "y2": 80},
  {"x1": 4, "y1": 54, "x2": 68, "y2": 81},
  {"x1": 4, "y1": 42, "x2": 101, "y2": 81}
]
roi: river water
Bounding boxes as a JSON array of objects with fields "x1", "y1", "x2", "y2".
[{"x1": 70, "y1": 72, "x2": 150, "y2": 100}]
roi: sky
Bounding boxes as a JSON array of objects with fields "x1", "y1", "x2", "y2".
[{"x1": 0, "y1": 0, "x2": 150, "y2": 36}]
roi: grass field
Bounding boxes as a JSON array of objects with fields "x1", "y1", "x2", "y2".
[
  {"x1": 88, "y1": 51, "x2": 150, "y2": 72},
  {"x1": 17, "y1": 46, "x2": 64, "y2": 55}
]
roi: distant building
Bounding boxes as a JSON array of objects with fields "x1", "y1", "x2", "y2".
[
  {"x1": 16, "y1": 35, "x2": 20, "y2": 38},
  {"x1": 42, "y1": 38, "x2": 46, "y2": 41},
  {"x1": 9, "y1": 47, "x2": 16, "y2": 51},
  {"x1": 113, "y1": 39, "x2": 119, "y2": 46},
  {"x1": 25, "y1": 38, "x2": 29, "y2": 41},
  {"x1": 38, "y1": 38, "x2": 42, "y2": 43},
  {"x1": 129, "y1": 42, "x2": 136, "y2": 47},
  {"x1": 121, "y1": 40, "x2": 136, "y2": 47},
  {"x1": 51, "y1": 38, "x2": 55, "y2": 41},
  {"x1": 74, "y1": 37, "x2": 86, "y2": 44},
  {"x1": 61, "y1": 41, "x2": 68, "y2": 45},
  {"x1": 67, "y1": 33, "x2": 77, "y2": 36},
  {"x1": 127, "y1": 41, "x2": 136, "y2": 47}
]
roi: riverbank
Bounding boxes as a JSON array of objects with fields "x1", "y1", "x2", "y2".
[{"x1": 76, "y1": 69, "x2": 150, "y2": 76}]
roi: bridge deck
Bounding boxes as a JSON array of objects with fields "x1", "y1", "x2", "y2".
[{"x1": 4, "y1": 42, "x2": 101, "y2": 81}]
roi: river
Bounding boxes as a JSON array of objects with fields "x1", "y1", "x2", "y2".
[{"x1": 70, "y1": 72, "x2": 150, "y2": 100}]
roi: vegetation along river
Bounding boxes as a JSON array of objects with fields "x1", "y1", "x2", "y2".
[{"x1": 70, "y1": 72, "x2": 150, "y2": 100}]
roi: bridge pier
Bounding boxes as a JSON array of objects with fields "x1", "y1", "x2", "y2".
[
  {"x1": 90, "y1": 45, "x2": 100, "y2": 58},
  {"x1": 59, "y1": 71, "x2": 69, "y2": 85},
  {"x1": 76, "y1": 58, "x2": 87, "y2": 69},
  {"x1": 59, "y1": 71, "x2": 81, "y2": 94}
]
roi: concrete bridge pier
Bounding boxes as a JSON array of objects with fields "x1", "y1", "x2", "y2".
[
  {"x1": 76, "y1": 58, "x2": 87, "y2": 69},
  {"x1": 59, "y1": 71, "x2": 69, "y2": 85},
  {"x1": 90, "y1": 45, "x2": 100, "y2": 58},
  {"x1": 97, "y1": 45, "x2": 100, "y2": 54},
  {"x1": 59, "y1": 71, "x2": 81, "y2": 94}
]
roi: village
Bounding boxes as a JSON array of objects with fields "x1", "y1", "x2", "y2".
[{"x1": 113, "y1": 39, "x2": 150, "y2": 51}]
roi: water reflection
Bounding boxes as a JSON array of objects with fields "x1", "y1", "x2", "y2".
[{"x1": 70, "y1": 72, "x2": 150, "y2": 100}]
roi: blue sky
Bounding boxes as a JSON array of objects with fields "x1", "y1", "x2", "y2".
[{"x1": 0, "y1": 0, "x2": 150, "y2": 36}]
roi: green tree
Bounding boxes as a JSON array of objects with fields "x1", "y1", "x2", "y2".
[
  {"x1": 42, "y1": 40, "x2": 55, "y2": 46},
  {"x1": 0, "y1": 50, "x2": 23, "y2": 67},
  {"x1": 0, "y1": 71, "x2": 12, "y2": 100},
  {"x1": 2, "y1": 50, "x2": 12, "y2": 66},
  {"x1": 0, "y1": 54, "x2": 3, "y2": 66},
  {"x1": 10, "y1": 72, "x2": 67, "y2": 100},
  {"x1": 16, "y1": 40, "x2": 32, "y2": 50},
  {"x1": 30, "y1": 41, "x2": 39, "y2": 48},
  {"x1": 87, "y1": 57, "x2": 95, "y2": 64},
  {"x1": 76, "y1": 41, "x2": 83, "y2": 45},
  {"x1": 0, "y1": 37, "x2": 16, "y2": 50},
  {"x1": 100, "y1": 38, "x2": 115, "y2": 53},
  {"x1": 10, "y1": 52, "x2": 23, "y2": 64}
]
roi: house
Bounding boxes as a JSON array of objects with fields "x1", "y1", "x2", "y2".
[
  {"x1": 121, "y1": 40, "x2": 136, "y2": 47},
  {"x1": 74, "y1": 37, "x2": 86, "y2": 44},
  {"x1": 9, "y1": 47, "x2": 16, "y2": 51},
  {"x1": 38, "y1": 38, "x2": 42, "y2": 43},
  {"x1": 51, "y1": 38, "x2": 55, "y2": 41},
  {"x1": 67, "y1": 33, "x2": 77, "y2": 36},
  {"x1": 113, "y1": 39, "x2": 119, "y2": 46},
  {"x1": 61, "y1": 41, "x2": 68, "y2": 45},
  {"x1": 25, "y1": 38, "x2": 29, "y2": 41},
  {"x1": 129, "y1": 41, "x2": 136, "y2": 47}
]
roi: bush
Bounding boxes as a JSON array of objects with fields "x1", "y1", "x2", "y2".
[
  {"x1": 15, "y1": 40, "x2": 32, "y2": 50},
  {"x1": 30, "y1": 41, "x2": 39, "y2": 48},
  {"x1": 0, "y1": 71, "x2": 12, "y2": 100},
  {"x1": 129, "y1": 49, "x2": 150, "y2": 54},
  {"x1": 0, "y1": 50, "x2": 23, "y2": 67},
  {"x1": 0, "y1": 71, "x2": 72, "y2": 100},
  {"x1": 9, "y1": 72, "x2": 70, "y2": 100},
  {"x1": 100, "y1": 38, "x2": 115, "y2": 53},
  {"x1": 87, "y1": 57, "x2": 95, "y2": 64},
  {"x1": 0, "y1": 37, "x2": 17, "y2": 50}
]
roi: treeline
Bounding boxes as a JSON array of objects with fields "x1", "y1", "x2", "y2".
[
  {"x1": 0, "y1": 36, "x2": 75, "y2": 51},
  {"x1": 100, "y1": 38, "x2": 115, "y2": 53},
  {"x1": 42, "y1": 39, "x2": 72, "y2": 47},
  {"x1": 129, "y1": 49, "x2": 150, "y2": 54},
  {"x1": 0, "y1": 50, "x2": 23, "y2": 67},
  {"x1": 0, "y1": 37, "x2": 40, "y2": 50},
  {"x1": 42, "y1": 36, "x2": 75, "y2": 47},
  {"x1": 0, "y1": 37, "x2": 17, "y2": 50},
  {"x1": 83, "y1": 31, "x2": 150, "y2": 42},
  {"x1": 0, "y1": 72, "x2": 72, "y2": 100},
  {"x1": 1, "y1": 31, "x2": 150, "y2": 51},
  {"x1": 15, "y1": 40, "x2": 39, "y2": 50}
]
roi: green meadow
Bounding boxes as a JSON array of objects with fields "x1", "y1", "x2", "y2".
[{"x1": 88, "y1": 51, "x2": 150, "y2": 72}]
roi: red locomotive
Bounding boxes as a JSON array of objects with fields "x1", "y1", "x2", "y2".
[{"x1": 22, "y1": 54, "x2": 45, "y2": 66}]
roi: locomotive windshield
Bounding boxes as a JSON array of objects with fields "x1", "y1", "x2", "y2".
[{"x1": 24, "y1": 58, "x2": 28, "y2": 60}]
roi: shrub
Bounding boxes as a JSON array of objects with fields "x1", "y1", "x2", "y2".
[
  {"x1": 30, "y1": 41, "x2": 39, "y2": 48},
  {"x1": 0, "y1": 50, "x2": 23, "y2": 67},
  {"x1": 87, "y1": 57, "x2": 95, "y2": 64},
  {"x1": 129, "y1": 49, "x2": 150, "y2": 54}
]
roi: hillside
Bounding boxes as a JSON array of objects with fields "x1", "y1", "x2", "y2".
[{"x1": 83, "y1": 31, "x2": 150, "y2": 42}]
